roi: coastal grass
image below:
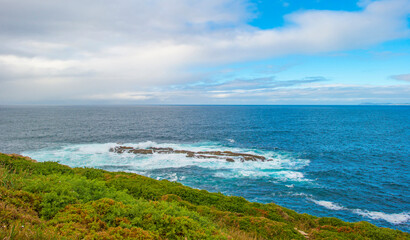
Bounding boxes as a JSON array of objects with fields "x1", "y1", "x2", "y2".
[{"x1": 0, "y1": 153, "x2": 408, "y2": 239}]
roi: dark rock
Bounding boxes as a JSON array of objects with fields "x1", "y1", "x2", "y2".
[
  {"x1": 186, "y1": 152, "x2": 195, "y2": 158},
  {"x1": 198, "y1": 151, "x2": 223, "y2": 156},
  {"x1": 131, "y1": 149, "x2": 153, "y2": 154},
  {"x1": 196, "y1": 155, "x2": 217, "y2": 159},
  {"x1": 149, "y1": 147, "x2": 174, "y2": 153},
  {"x1": 109, "y1": 145, "x2": 268, "y2": 163}
]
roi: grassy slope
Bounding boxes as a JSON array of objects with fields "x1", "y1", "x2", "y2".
[{"x1": 0, "y1": 153, "x2": 408, "y2": 240}]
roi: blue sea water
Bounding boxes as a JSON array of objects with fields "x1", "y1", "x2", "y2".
[{"x1": 0, "y1": 105, "x2": 409, "y2": 232}]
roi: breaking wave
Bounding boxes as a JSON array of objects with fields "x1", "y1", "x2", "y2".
[
  {"x1": 353, "y1": 210, "x2": 410, "y2": 225},
  {"x1": 310, "y1": 199, "x2": 346, "y2": 211},
  {"x1": 309, "y1": 198, "x2": 409, "y2": 225},
  {"x1": 22, "y1": 141, "x2": 310, "y2": 182}
]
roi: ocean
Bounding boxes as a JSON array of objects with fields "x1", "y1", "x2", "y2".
[{"x1": 0, "y1": 105, "x2": 409, "y2": 232}]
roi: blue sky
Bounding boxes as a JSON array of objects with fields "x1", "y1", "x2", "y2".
[
  {"x1": 0, "y1": 0, "x2": 409, "y2": 104},
  {"x1": 250, "y1": 0, "x2": 366, "y2": 28}
]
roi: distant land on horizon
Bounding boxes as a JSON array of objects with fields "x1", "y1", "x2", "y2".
[
  {"x1": 359, "y1": 103, "x2": 410, "y2": 106},
  {"x1": 1, "y1": 103, "x2": 410, "y2": 107}
]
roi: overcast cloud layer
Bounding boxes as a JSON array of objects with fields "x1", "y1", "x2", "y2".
[{"x1": 0, "y1": 0, "x2": 409, "y2": 104}]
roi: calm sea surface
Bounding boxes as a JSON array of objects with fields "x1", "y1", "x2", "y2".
[{"x1": 0, "y1": 105, "x2": 409, "y2": 231}]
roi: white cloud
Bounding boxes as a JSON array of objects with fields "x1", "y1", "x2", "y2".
[
  {"x1": 391, "y1": 73, "x2": 410, "y2": 82},
  {"x1": 0, "y1": 0, "x2": 409, "y2": 103},
  {"x1": 88, "y1": 92, "x2": 153, "y2": 101},
  {"x1": 0, "y1": 55, "x2": 78, "y2": 79},
  {"x1": 77, "y1": 84, "x2": 410, "y2": 105}
]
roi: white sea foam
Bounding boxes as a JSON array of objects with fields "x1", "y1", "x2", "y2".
[
  {"x1": 352, "y1": 209, "x2": 410, "y2": 225},
  {"x1": 310, "y1": 199, "x2": 346, "y2": 211},
  {"x1": 23, "y1": 142, "x2": 310, "y2": 181},
  {"x1": 276, "y1": 171, "x2": 308, "y2": 181},
  {"x1": 308, "y1": 197, "x2": 409, "y2": 225},
  {"x1": 154, "y1": 172, "x2": 186, "y2": 182},
  {"x1": 213, "y1": 170, "x2": 272, "y2": 179},
  {"x1": 291, "y1": 192, "x2": 311, "y2": 197}
]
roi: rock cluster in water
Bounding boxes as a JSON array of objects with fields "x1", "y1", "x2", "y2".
[{"x1": 109, "y1": 146, "x2": 271, "y2": 162}]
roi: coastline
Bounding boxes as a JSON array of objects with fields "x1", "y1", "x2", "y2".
[{"x1": 1, "y1": 153, "x2": 408, "y2": 239}]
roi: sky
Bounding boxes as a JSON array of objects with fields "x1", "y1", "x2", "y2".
[{"x1": 0, "y1": 0, "x2": 409, "y2": 105}]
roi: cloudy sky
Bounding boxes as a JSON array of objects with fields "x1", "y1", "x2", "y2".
[{"x1": 0, "y1": 0, "x2": 409, "y2": 105}]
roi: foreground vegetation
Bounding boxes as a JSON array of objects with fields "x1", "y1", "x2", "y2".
[{"x1": 0, "y1": 153, "x2": 408, "y2": 239}]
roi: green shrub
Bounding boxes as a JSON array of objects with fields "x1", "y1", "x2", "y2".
[{"x1": 0, "y1": 153, "x2": 409, "y2": 240}]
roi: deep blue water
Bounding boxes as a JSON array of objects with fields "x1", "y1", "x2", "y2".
[{"x1": 0, "y1": 105, "x2": 409, "y2": 231}]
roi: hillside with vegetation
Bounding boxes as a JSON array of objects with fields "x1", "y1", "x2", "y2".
[{"x1": 0, "y1": 153, "x2": 408, "y2": 239}]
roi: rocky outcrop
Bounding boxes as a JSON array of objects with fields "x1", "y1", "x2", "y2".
[{"x1": 109, "y1": 146, "x2": 271, "y2": 162}]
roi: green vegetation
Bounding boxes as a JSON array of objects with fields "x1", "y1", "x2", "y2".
[{"x1": 0, "y1": 153, "x2": 408, "y2": 240}]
